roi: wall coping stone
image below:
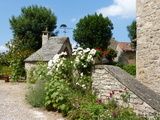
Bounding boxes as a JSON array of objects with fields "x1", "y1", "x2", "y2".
[{"x1": 94, "y1": 65, "x2": 160, "y2": 112}]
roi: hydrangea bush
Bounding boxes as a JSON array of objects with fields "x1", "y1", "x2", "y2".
[{"x1": 45, "y1": 47, "x2": 98, "y2": 114}]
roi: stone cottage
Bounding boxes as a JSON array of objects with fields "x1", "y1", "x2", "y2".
[
  {"x1": 114, "y1": 42, "x2": 136, "y2": 65},
  {"x1": 24, "y1": 29, "x2": 72, "y2": 77},
  {"x1": 109, "y1": 38, "x2": 136, "y2": 65}
]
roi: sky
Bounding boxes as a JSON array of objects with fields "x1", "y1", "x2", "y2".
[{"x1": 0, "y1": 0, "x2": 136, "y2": 52}]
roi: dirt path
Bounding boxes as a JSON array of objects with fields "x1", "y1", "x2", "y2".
[{"x1": 0, "y1": 80, "x2": 66, "y2": 120}]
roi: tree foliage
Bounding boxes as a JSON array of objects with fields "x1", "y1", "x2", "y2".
[
  {"x1": 5, "y1": 36, "x2": 34, "y2": 81},
  {"x1": 9, "y1": 5, "x2": 57, "y2": 51},
  {"x1": 127, "y1": 20, "x2": 137, "y2": 41},
  {"x1": 6, "y1": 5, "x2": 57, "y2": 81},
  {"x1": 0, "y1": 52, "x2": 9, "y2": 66},
  {"x1": 73, "y1": 13, "x2": 113, "y2": 50}
]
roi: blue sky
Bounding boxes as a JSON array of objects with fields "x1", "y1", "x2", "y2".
[{"x1": 0, "y1": 0, "x2": 136, "y2": 52}]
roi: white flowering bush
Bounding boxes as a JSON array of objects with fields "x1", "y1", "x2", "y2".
[
  {"x1": 45, "y1": 47, "x2": 98, "y2": 114},
  {"x1": 73, "y1": 47, "x2": 97, "y2": 75},
  {"x1": 27, "y1": 47, "x2": 148, "y2": 120}
]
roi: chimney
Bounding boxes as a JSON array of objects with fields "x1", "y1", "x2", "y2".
[{"x1": 42, "y1": 28, "x2": 50, "y2": 46}]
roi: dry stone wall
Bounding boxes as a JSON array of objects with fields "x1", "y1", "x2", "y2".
[
  {"x1": 136, "y1": 0, "x2": 160, "y2": 94},
  {"x1": 92, "y1": 65, "x2": 160, "y2": 117}
]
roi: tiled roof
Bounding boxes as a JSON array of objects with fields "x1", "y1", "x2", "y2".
[
  {"x1": 118, "y1": 42, "x2": 133, "y2": 51},
  {"x1": 24, "y1": 36, "x2": 71, "y2": 62}
]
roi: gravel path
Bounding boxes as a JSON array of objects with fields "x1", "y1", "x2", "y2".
[{"x1": 0, "y1": 80, "x2": 66, "y2": 120}]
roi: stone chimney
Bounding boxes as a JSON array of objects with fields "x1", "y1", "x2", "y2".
[{"x1": 42, "y1": 28, "x2": 50, "y2": 46}]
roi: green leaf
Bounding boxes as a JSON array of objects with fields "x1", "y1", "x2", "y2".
[
  {"x1": 59, "y1": 96, "x2": 64, "y2": 100},
  {"x1": 59, "y1": 104, "x2": 65, "y2": 110},
  {"x1": 52, "y1": 92, "x2": 59, "y2": 97}
]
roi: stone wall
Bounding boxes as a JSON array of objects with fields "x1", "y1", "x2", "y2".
[
  {"x1": 25, "y1": 62, "x2": 40, "y2": 79},
  {"x1": 92, "y1": 65, "x2": 160, "y2": 117},
  {"x1": 136, "y1": 0, "x2": 160, "y2": 94}
]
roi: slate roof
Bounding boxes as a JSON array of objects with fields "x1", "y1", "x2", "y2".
[
  {"x1": 24, "y1": 36, "x2": 71, "y2": 62},
  {"x1": 118, "y1": 42, "x2": 133, "y2": 51}
]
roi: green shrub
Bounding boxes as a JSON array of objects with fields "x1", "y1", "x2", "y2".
[
  {"x1": 123, "y1": 65, "x2": 136, "y2": 76},
  {"x1": 115, "y1": 62, "x2": 124, "y2": 69},
  {"x1": 26, "y1": 79, "x2": 46, "y2": 107},
  {"x1": 115, "y1": 63, "x2": 136, "y2": 76},
  {"x1": 0, "y1": 66, "x2": 12, "y2": 76},
  {"x1": 26, "y1": 48, "x2": 151, "y2": 120},
  {"x1": 105, "y1": 48, "x2": 117, "y2": 64},
  {"x1": 27, "y1": 62, "x2": 49, "y2": 83}
]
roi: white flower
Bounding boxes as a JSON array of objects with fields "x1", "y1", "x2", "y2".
[
  {"x1": 83, "y1": 48, "x2": 90, "y2": 53},
  {"x1": 75, "y1": 57, "x2": 80, "y2": 63},
  {"x1": 76, "y1": 82, "x2": 80, "y2": 85},
  {"x1": 59, "y1": 60, "x2": 63, "y2": 65},
  {"x1": 48, "y1": 60, "x2": 53, "y2": 67},
  {"x1": 83, "y1": 65, "x2": 87, "y2": 68},
  {"x1": 73, "y1": 64, "x2": 76, "y2": 68},
  {"x1": 77, "y1": 47, "x2": 83, "y2": 51},
  {"x1": 89, "y1": 49, "x2": 96, "y2": 55},
  {"x1": 87, "y1": 55, "x2": 92, "y2": 62},
  {"x1": 60, "y1": 52, "x2": 67, "y2": 56},
  {"x1": 82, "y1": 84, "x2": 86, "y2": 89},
  {"x1": 77, "y1": 51, "x2": 82, "y2": 55},
  {"x1": 53, "y1": 54, "x2": 60, "y2": 59},
  {"x1": 72, "y1": 52, "x2": 77, "y2": 56},
  {"x1": 47, "y1": 70, "x2": 52, "y2": 75},
  {"x1": 57, "y1": 63, "x2": 60, "y2": 68},
  {"x1": 80, "y1": 73, "x2": 83, "y2": 76},
  {"x1": 81, "y1": 55, "x2": 85, "y2": 59},
  {"x1": 73, "y1": 49, "x2": 77, "y2": 52}
]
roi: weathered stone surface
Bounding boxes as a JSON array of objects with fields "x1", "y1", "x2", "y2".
[
  {"x1": 137, "y1": 0, "x2": 160, "y2": 94},
  {"x1": 92, "y1": 65, "x2": 160, "y2": 116}
]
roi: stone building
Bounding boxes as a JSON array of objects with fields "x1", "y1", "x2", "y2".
[
  {"x1": 24, "y1": 29, "x2": 72, "y2": 77},
  {"x1": 115, "y1": 42, "x2": 136, "y2": 65},
  {"x1": 136, "y1": 0, "x2": 160, "y2": 94},
  {"x1": 109, "y1": 38, "x2": 136, "y2": 65}
]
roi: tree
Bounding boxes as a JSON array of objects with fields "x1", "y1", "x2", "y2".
[
  {"x1": 73, "y1": 13, "x2": 113, "y2": 50},
  {"x1": 9, "y1": 5, "x2": 57, "y2": 51},
  {"x1": 5, "y1": 36, "x2": 34, "y2": 81},
  {"x1": 127, "y1": 20, "x2": 137, "y2": 41},
  {"x1": 0, "y1": 52, "x2": 9, "y2": 67}
]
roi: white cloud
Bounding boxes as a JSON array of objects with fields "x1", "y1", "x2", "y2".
[
  {"x1": 71, "y1": 18, "x2": 76, "y2": 22},
  {"x1": 0, "y1": 45, "x2": 8, "y2": 52},
  {"x1": 97, "y1": 0, "x2": 136, "y2": 18}
]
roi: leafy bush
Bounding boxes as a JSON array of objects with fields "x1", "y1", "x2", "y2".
[
  {"x1": 115, "y1": 63, "x2": 136, "y2": 76},
  {"x1": 105, "y1": 48, "x2": 117, "y2": 64},
  {"x1": 123, "y1": 65, "x2": 136, "y2": 76},
  {"x1": 95, "y1": 47, "x2": 117, "y2": 64},
  {"x1": 26, "y1": 79, "x2": 46, "y2": 107},
  {"x1": 45, "y1": 49, "x2": 96, "y2": 115},
  {"x1": 0, "y1": 66, "x2": 12, "y2": 76},
  {"x1": 45, "y1": 74, "x2": 71, "y2": 113},
  {"x1": 115, "y1": 62, "x2": 124, "y2": 68},
  {"x1": 27, "y1": 62, "x2": 49, "y2": 83},
  {"x1": 26, "y1": 48, "x2": 149, "y2": 120}
]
